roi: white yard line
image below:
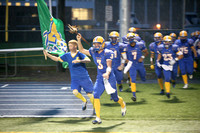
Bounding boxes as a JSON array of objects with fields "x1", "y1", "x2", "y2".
[
  {"x1": 0, "y1": 104, "x2": 92, "y2": 105},
  {"x1": 0, "y1": 92, "x2": 73, "y2": 95},
  {"x1": 0, "y1": 108, "x2": 93, "y2": 110},
  {"x1": 0, "y1": 99, "x2": 85, "y2": 101},
  {"x1": 0, "y1": 115, "x2": 95, "y2": 118},
  {"x1": 0, "y1": 95, "x2": 87, "y2": 97}
]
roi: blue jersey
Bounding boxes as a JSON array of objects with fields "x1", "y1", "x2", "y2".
[
  {"x1": 176, "y1": 39, "x2": 194, "y2": 58},
  {"x1": 125, "y1": 42, "x2": 146, "y2": 63},
  {"x1": 59, "y1": 51, "x2": 90, "y2": 79},
  {"x1": 158, "y1": 44, "x2": 180, "y2": 65},
  {"x1": 89, "y1": 48, "x2": 114, "y2": 78},
  {"x1": 149, "y1": 41, "x2": 164, "y2": 63},
  {"x1": 105, "y1": 42, "x2": 126, "y2": 69}
]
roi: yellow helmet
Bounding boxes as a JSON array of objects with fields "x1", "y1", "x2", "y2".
[
  {"x1": 126, "y1": 33, "x2": 135, "y2": 39},
  {"x1": 109, "y1": 31, "x2": 119, "y2": 44},
  {"x1": 170, "y1": 33, "x2": 177, "y2": 38},
  {"x1": 179, "y1": 30, "x2": 188, "y2": 37},
  {"x1": 92, "y1": 36, "x2": 105, "y2": 51},
  {"x1": 163, "y1": 35, "x2": 172, "y2": 42},
  {"x1": 163, "y1": 35, "x2": 172, "y2": 48},
  {"x1": 109, "y1": 31, "x2": 119, "y2": 38},
  {"x1": 154, "y1": 32, "x2": 163, "y2": 42},
  {"x1": 128, "y1": 27, "x2": 137, "y2": 33}
]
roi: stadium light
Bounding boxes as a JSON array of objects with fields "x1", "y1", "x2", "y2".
[
  {"x1": 15, "y1": 2, "x2": 21, "y2": 6},
  {"x1": 0, "y1": 2, "x2": 2, "y2": 6},
  {"x1": 8, "y1": 2, "x2": 11, "y2": 6},
  {"x1": 25, "y1": 2, "x2": 30, "y2": 6},
  {"x1": 34, "y1": 3, "x2": 37, "y2": 6},
  {"x1": 156, "y1": 24, "x2": 161, "y2": 30}
]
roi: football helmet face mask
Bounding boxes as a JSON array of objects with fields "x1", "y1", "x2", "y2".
[
  {"x1": 154, "y1": 32, "x2": 163, "y2": 43},
  {"x1": 126, "y1": 33, "x2": 136, "y2": 46},
  {"x1": 163, "y1": 35, "x2": 172, "y2": 48},
  {"x1": 179, "y1": 30, "x2": 188, "y2": 43},
  {"x1": 170, "y1": 33, "x2": 177, "y2": 42},
  {"x1": 92, "y1": 36, "x2": 105, "y2": 52},
  {"x1": 109, "y1": 31, "x2": 119, "y2": 44}
]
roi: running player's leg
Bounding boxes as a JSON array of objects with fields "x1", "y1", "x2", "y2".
[
  {"x1": 163, "y1": 70, "x2": 171, "y2": 98},
  {"x1": 114, "y1": 69, "x2": 124, "y2": 92},
  {"x1": 109, "y1": 74, "x2": 126, "y2": 116},
  {"x1": 186, "y1": 57, "x2": 194, "y2": 79},
  {"x1": 71, "y1": 79, "x2": 87, "y2": 102},
  {"x1": 71, "y1": 79, "x2": 87, "y2": 110},
  {"x1": 155, "y1": 65, "x2": 164, "y2": 94},
  {"x1": 171, "y1": 63, "x2": 178, "y2": 88},
  {"x1": 81, "y1": 77, "x2": 94, "y2": 109},
  {"x1": 129, "y1": 67, "x2": 137, "y2": 101},
  {"x1": 179, "y1": 59, "x2": 188, "y2": 88},
  {"x1": 138, "y1": 62, "x2": 146, "y2": 82},
  {"x1": 92, "y1": 79, "x2": 105, "y2": 124}
]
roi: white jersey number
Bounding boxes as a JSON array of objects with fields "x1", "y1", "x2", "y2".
[{"x1": 163, "y1": 54, "x2": 173, "y2": 61}]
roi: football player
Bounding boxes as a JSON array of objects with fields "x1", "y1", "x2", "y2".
[
  {"x1": 43, "y1": 40, "x2": 94, "y2": 111},
  {"x1": 76, "y1": 33, "x2": 126, "y2": 124},
  {"x1": 176, "y1": 30, "x2": 198, "y2": 88},
  {"x1": 105, "y1": 31, "x2": 126, "y2": 92},
  {"x1": 149, "y1": 32, "x2": 165, "y2": 94},
  {"x1": 124, "y1": 33, "x2": 149, "y2": 102},
  {"x1": 157, "y1": 35, "x2": 183, "y2": 98}
]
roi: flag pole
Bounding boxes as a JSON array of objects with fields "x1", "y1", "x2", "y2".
[{"x1": 5, "y1": 0, "x2": 9, "y2": 42}]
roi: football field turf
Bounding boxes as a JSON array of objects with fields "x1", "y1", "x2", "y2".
[{"x1": 0, "y1": 82, "x2": 200, "y2": 132}]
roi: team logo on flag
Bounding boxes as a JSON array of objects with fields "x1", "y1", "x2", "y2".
[{"x1": 43, "y1": 18, "x2": 67, "y2": 54}]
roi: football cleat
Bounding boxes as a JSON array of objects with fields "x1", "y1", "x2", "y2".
[
  {"x1": 183, "y1": 84, "x2": 188, "y2": 89},
  {"x1": 166, "y1": 93, "x2": 170, "y2": 99},
  {"x1": 121, "y1": 102, "x2": 126, "y2": 117},
  {"x1": 160, "y1": 89, "x2": 165, "y2": 95},
  {"x1": 92, "y1": 117, "x2": 102, "y2": 124},
  {"x1": 82, "y1": 101, "x2": 87, "y2": 111},
  {"x1": 131, "y1": 96, "x2": 137, "y2": 102},
  {"x1": 189, "y1": 75, "x2": 193, "y2": 79}
]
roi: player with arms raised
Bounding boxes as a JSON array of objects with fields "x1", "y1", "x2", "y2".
[{"x1": 76, "y1": 33, "x2": 126, "y2": 124}]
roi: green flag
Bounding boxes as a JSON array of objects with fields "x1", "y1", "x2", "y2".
[{"x1": 36, "y1": 0, "x2": 68, "y2": 68}]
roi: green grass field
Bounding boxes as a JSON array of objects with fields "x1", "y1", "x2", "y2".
[{"x1": 0, "y1": 83, "x2": 200, "y2": 132}]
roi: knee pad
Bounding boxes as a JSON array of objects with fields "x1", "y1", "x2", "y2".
[
  {"x1": 72, "y1": 89, "x2": 79, "y2": 96},
  {"x1": 87, "y1": 93, "x2": 93, "y2": 99}
]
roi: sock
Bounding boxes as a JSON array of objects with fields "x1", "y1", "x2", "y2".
[
  {"x1": 94, "y1": 99, "x2": 100, "y2": 119},
  {"x1": 117, "y1": 96, "x2": 125, "y2": 108},
  {"x1": 75, "y1": 93, "x2": 87, "y2": 103},
  {"x1": 87, "y1": 93, "x2": 94, "y2": 107},
  {"x1": 165, "y1": 82, "x2": 170, "y2": 93},
  {"x1": 157, "y1": 78, "x2": 164, "y2": 90},
  {"x1": 131, "y1": 82, "x2": 136, "y2": 92},
  {"x1": 182, "y1": 74, "x2": 188, "y2": 85}
]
